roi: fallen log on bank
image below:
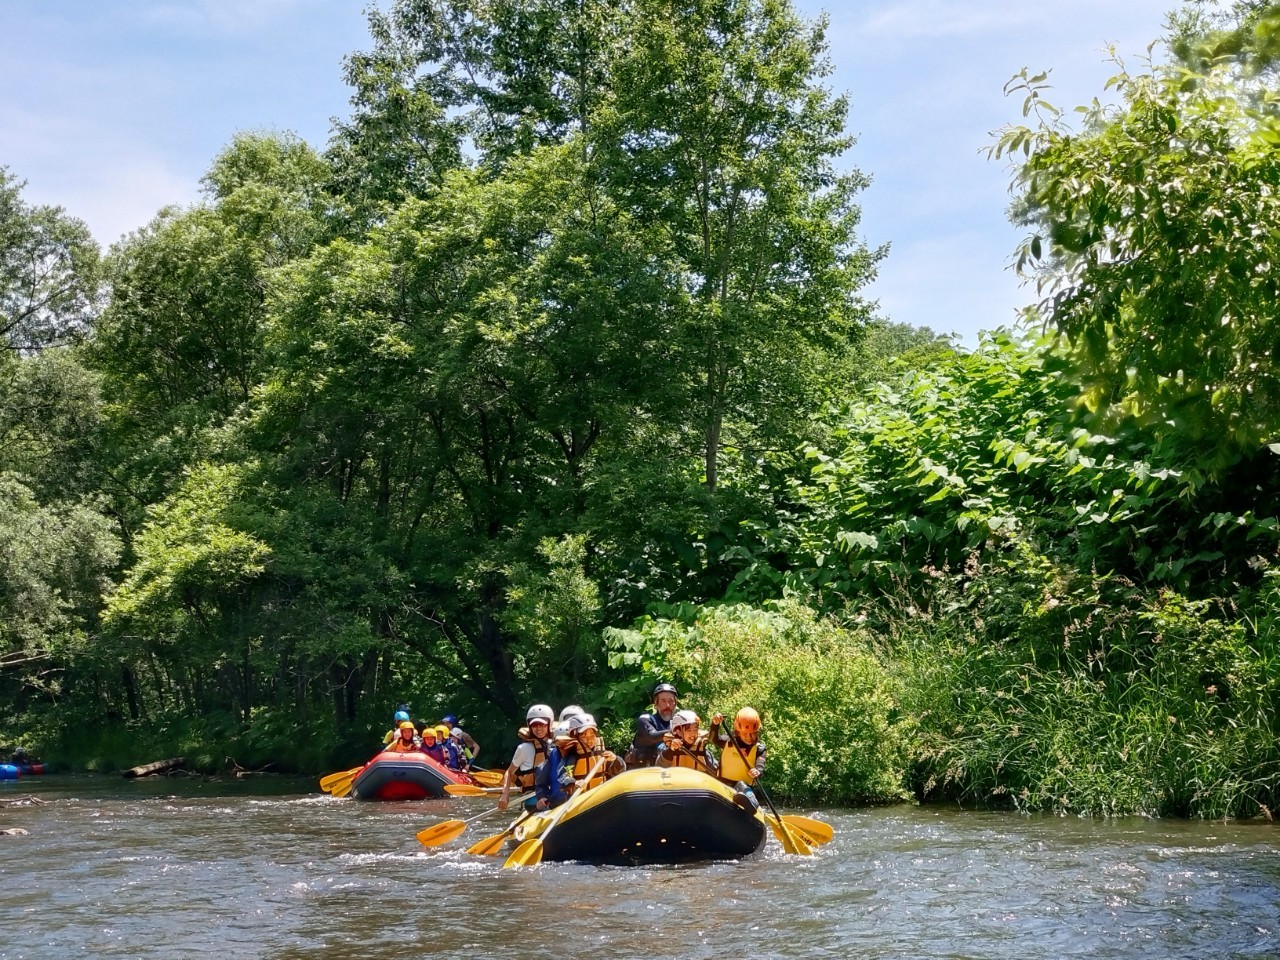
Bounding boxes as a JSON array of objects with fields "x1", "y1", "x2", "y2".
[{"x1": 122, "y1": 757, "x2": 185, "y2": 778}]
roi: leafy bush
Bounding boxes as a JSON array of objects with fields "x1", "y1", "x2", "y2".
[
  {"x1": 605, "y1": 600, "x2": 911, "y2": 804},
  {"x1": 895, "y1": 575, "x2": 1280, "y2": 817}
]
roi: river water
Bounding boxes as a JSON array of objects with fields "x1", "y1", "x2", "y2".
[{"x1": 2, "y1": 774, "x2": 1278, "y2": 960}]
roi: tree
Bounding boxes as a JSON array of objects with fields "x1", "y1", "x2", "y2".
[
  {"x1": 91, "y1": 134, "x2": 329, "y2": 525},
  {"x1": 258, "y1": 143, "x2": 682, "y2": 716},
  {"x1": 598, "y1": 0, "x2": 883, "y2": 490},
  {"x1": 995, "y1": 20, "x2": 1280, "y2": 464},
  {"x1": 0, "y1": 169, "x2": 99, "y2": 352},
  {"x1": 335, "y1": 0, "x2": 883, "y2": 493}
]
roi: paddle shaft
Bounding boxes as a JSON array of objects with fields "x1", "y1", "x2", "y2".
[
  {"x1": 503, "y1": 755, "x2": 607, "y2": 868},
  {"x1": 467, "y1": 809, "x2": 533, "y2": 856},
  {"x1": 722, "y1": 717, "x2": 805, "y2": 849}
]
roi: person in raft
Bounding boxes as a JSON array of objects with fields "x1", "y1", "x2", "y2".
[
  {"x1": 419, "y1": 725, "x2": 447, "y2": 764},
  {"x1": 533, "y1": 713, "x2": 625, "y2": 811},
  {"x1": 382, "y1": 706, "x2": 413, "y2": 745},
  {"x1": 553, "y1": 703, "x2": 585, "y2": 737},
  {"x1": 441, "y1": 728, "x2": 470, "y2": 772},
  {"x1": 11, "y1": 746, "x2": 40, "y2": 766},
  {"x1": 655, "y1": 710, "x2": 718, "y2": 776},
  {"x1": 625, "y1": 682, "x2": 679, "y2": 768},
  {"x1": 440, "y1": 714, "x2": 480, "y2": 763},
  {"x1": 385, "y1": 720, "x2": 421, "y2": 753},
  {"x1": 710, "y1": 707, "x2": 766, "y2": 787},
  {"x1": 498, "y1": 703, "x2": 555, "y2": 811}
]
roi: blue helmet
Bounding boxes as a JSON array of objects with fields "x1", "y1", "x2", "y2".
[
  {"x1": 442, "y1": 714, "x2": 458, "y2": 726},
  {"x1": 394, "y1": 710, "x2": 410, "y2": 723}
]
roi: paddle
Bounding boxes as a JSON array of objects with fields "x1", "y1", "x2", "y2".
[
  {"x1": 444, "y1": 783, "x2": 505, "y2": 797},
  {"x1": 415, "y1": 805, "x2": 502, "y2": 848},
  {"x1": 330, "y1": 774, "x2": 360, "y2": 799},
  {"x1": 319, "y1": 765, "x2": 364, "y2": 794},
  {"x1": 721, "y1": 718, "x2": 812, "y2": 856},
  {"x1": 469, "y1": 769, "x2": 504, "y2": 787},
  {"x1": 467, "y1": 810, "x2": 533, "y2": 856},
  {"x1": 781, "y1": 814, "x2": 833, "y2": 845},
  {"x1": 503, "y1": 755, "x2": 607, "y2": 869}
]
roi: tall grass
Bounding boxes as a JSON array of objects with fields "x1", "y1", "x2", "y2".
[{"x1": 891, "y1": 574, "x2": 1280, "y2": 818}]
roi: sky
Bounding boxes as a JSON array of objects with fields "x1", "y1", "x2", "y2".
[{"x1": 0, "y1": 0, "x2": 1177, "y2": 346}]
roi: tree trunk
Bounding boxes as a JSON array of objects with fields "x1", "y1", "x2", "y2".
[{"x1": 123, "y1": 757, "x2": 185, "y2": 778}]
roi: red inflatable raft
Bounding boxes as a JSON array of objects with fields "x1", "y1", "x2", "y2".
[{"x1": 349, "y1": 752, "x2": 471, "y2": 801}]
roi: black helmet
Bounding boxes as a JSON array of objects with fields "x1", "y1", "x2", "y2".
[{"x1": 653, "y1": 682, "x2": 678, "y2": 699}]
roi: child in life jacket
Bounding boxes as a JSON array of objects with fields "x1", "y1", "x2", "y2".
[
  {"x1": 384, "y1": 721, "x2": 420, "y2": 753},
  {"x1": 656, "y1": 710, "x2": 718, "y2": 776},
  {"x1": 710, "y1": 706, "x2": 766, "y2": 811},
  {"x1": 499, "y1": 703, "x2": 555, "y2": 811},
  {"x1": 419, "y1": 726, "x2": 447, "y2": 764},
  {"x1": 534, "y1": 713, "x2": 624, "y2": 810}
]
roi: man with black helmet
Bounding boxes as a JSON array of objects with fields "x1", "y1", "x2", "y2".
[{"x1": 625, "y1": 682, "x2": 679, "y2": 768}]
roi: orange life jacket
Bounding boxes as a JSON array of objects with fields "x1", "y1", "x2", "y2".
[
  {"x1": 513, "y1": 726, "x2": 550, "y2": 791},
  {"x1": 564, "y1": 744, "x2": 609, "y2": 793},
  {"x1": 659, "y1": 736, "x2": 715, "y2": 774}
]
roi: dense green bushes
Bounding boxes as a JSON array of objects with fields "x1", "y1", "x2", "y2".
[
  {"x1": 893, "y1": 574, "x2": 1280, "y2": 818},
  {"x1": 605, "y1": 601, "x2": 912, "y2": 804}
]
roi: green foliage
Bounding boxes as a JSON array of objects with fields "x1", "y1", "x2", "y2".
[
  {"x1": 996, "y1": 44, "x2": 1280, "y2": 463},
  {"x1": 599, "y1": 0, "x2": 883, "y2": 488},
  {"x1": 895, "y1": 576, "x2": 1280, "y2": 818},
  {"x1": 728, "y1": 333, "x2": 1280, "y2": 606},
  {"x1": 606, "y1": 600, "x2": 911, "y2": 803},
  {"x1": 504, "y1": 535, "x2": 602, "y2": 696},
  {"x1": 0, "y1": 473, "x2": 120, "y2": 670},
  {"x1": 0, "y1": 168, "x2": 100, "y2": 352}
]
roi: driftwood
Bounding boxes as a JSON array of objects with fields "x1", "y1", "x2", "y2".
[
  {"x1": 123, "y1": 757, "x2": 186, "y2": 778},
  {"x1": 227, "y1": 757, "x2": 277, "y2": 779},
  {"x1": 0, "y1": 794, "x2": 44, "y2": 807}
]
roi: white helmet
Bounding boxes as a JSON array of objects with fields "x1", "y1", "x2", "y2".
[
  {"x1": 450, "y1": 727, "x2": 465, "y2": 740},
  {"x1": 671, "y1": 709, "x2": 699, "y2": 729},
  {"x1": 559, "y1": 704, "x2": 585, "y2": 722},
  {"x1": 526, "y1": 703, "x2": 554, "y2": 724},
  {"x1": 566, "y1": 713, "x2": 598, "y2": 735}
]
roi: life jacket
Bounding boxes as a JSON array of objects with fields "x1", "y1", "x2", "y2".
[
  {"x1": 513, "y1": 726, "x2": 550, "y2": 791},
  {"x1": 564, "y1": 744, "x2": 608, "y2": 793},
  {"x1": 626, "y1": 711, "x2": 673, "y2": 768},
  {"x1": 441, "y1": 739, "x2": 466, "y2": 770},
  {"x1": 421, "y1": 741, "x2": 445, "y2": 763},
  {"x1": 718, "y1": 735, "x2": 759, "y2": 783},
  {"x1": 662, "y1": 736, "x2": 714, "y2": 774},
  {"x1": 387, "y1": 736, "x2": 419, "y2": 753}
]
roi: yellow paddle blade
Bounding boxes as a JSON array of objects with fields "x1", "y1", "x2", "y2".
[
  {"x1": 466, "y1": 830, "x2": 510, "y2": 856},
  {"x1": 470, "y1": 770, "x2": 504, "y2": 787},
  {"x1": 318, "y1": 766, "x2": 362, "y2": 792},
  {"x1": 331, "y1": 776, "x2": 356, "y2": 799},
  {"x1": 782, "y1": 815, "x2": 833, "y2": 845},
  {"x1": 416, "y1": 820, "x2": 467, "y2": 847},
  {"x1": 765, "y1": 814, "x2": 814, "y2": 855},
  {"x1": 502, "y1": 837, "x2": 544, "y2": 869},
  {"x1": 444, "y1": 783, "x2": 496, "y2": 797}
]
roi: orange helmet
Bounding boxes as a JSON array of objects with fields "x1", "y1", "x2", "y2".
[{"x1": 734, "y1": 707, "x2": 760, "y2": 734}]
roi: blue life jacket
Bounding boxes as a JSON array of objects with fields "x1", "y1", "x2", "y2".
[{"x1": 534, "y1": 747, "x2": 570, "y2": 808}]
